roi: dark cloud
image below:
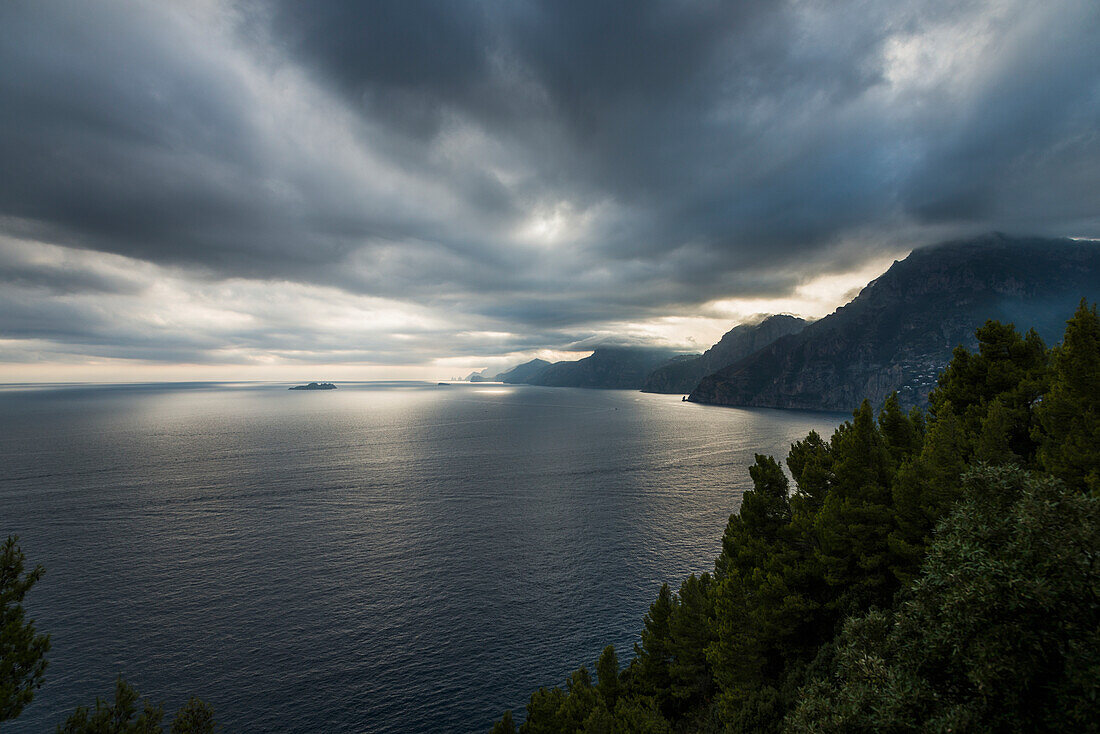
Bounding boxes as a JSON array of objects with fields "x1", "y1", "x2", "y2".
[
  {"x1": 0, "y1": 262, "x2": 144, "y2": 296},
  {"x1": 900, "y1": 10, "x2": 1100, "y2": 230},
  {"x1": 1, "y1": 0, "x2": 1098, "y2": 370}
]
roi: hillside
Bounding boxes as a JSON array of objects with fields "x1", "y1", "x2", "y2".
[
  {"x1": 526, "y1": 347, "x2": 690, "y2": 389},
  {"x1": 642, "y1": 314, "x2": 807, "y2": 394},
  {"x1": 495, "y1": 359, "x2": 551, "y2": 383},
  {"x1": 689, "y1": 234, "x2": 1100, "y2": 411}
]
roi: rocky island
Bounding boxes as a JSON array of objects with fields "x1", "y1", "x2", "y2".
[{"x1": 289, "y1": 382, "x2": 336, "y2": 390}]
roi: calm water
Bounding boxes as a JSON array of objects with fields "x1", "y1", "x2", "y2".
[{"x1": 0, "y1": 382, "x2": 843, "y2": 732}]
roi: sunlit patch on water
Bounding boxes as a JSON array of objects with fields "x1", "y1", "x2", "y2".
[{"x1": 0, "y1": 382, "x2": 843, "y2": 733}]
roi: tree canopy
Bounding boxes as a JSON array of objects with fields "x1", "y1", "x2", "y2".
[
  {"x1": 1, "y1": 535, "x2": 50, "y2": 724},
  {"x1": 57, "y1": 678, "x2": 217, "y2": 734},
  {"x1": 495, "y1": 302, "x2": 1100, "y2": 732}
]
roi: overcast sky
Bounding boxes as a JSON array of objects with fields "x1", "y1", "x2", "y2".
[{"x1": 2, "y1": 0, "x2": 1098, "y2": 381}]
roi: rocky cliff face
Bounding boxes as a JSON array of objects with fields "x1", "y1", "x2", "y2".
[
  {"x1": 642, "y1": 314, "x2": 807, "y2": 394},
  {"x1": 527, "y1": 347, "x2": 690, "y2": 389},
  {"x1": 689, "y1": 234, "x2": 1100, "y2": 412}
]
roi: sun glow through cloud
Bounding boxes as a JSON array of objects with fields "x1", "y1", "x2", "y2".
[{"x1": 0, "y1": 0, "x2": 1097, "y2": 381}]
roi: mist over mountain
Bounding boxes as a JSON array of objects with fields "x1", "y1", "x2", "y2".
[
  {"x1": 642, "y1": 315, "x2": 808, "y2": 394},
  {"x1": 524, "y1": 347, "x2": 691, "y2": 390},
  {"x1": 689, "y1": 234, "x2": 1100, "y2": 411}
]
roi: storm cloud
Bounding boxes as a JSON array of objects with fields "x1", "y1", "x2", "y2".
[{"x1": 1, "y1": 0, "x2": 1098, "y2": 377}]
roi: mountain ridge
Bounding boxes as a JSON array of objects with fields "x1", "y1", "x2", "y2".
[
  {"x1": 689, "y1": 233, "x2": 1100, "y2": 411},
  {"x1": 642, "y1": 314, "x2": 808, "y2": 394},
  {"x1": 495, "y1": 359, "x2": 552, "y2": 383},
  {"x1": 524, "y1": 346, "x2": 692, "y2": 389}
]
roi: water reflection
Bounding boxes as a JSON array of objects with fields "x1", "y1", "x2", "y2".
[{"x1": 0, "y1": 382, "x2": 844, "y2": 733}]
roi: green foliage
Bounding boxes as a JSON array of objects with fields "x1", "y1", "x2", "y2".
[
  {"x1": 558, "y1": 667, "x2": 599, "y2": 729},
  {"x1": 708, "y1": 397, "x2": 927, "y2": 728},
  {"x1": 887, "y1": 409, "x2": 968, "y2": 586},
  {"x1": 666, "y1": 574, "x2": 714, "y2": 712},
  {"x1": 740, "y1": 455, "x2": 793, "y2": 540},
  {"x1": 595, "y1": 646, "x2": 620, "y2": 708},
  {"x1": 521, "y1": 686, "x2": 569, "y2": 734},
  {"x1": 1, "y1": 539, "x2": 212, "y2": 732},
  {"x1": 490, "y1": 709, "x2": 516, "y2": 734},
  {"x1": 710, "y1": 454, "x2": 807, "y2": 718},
  {"x1": 877, "y1": 394, "x2": 924, "y2": 467},
  {"x1": 629, "y1": 584, "x2": 674, "y2": 708},
  {"x1": 513, "y1": 645, "x2": 673, "y2": 733},
  {"x1": 500, "y1": 313, "x2": 1100, "y2": 734},
  {"x1": 1038, "y1": 299, "x2": 1100, "y2": 494},
  {"x1": 582, "y1": 696, "x2": 670, "y2": 734},
  {"x1": 1, "y1": 535, "x2": 50, "y2": 724},
  {"x1": 813, "y1": 400, "x2": 898, "y2": 615},
  {"x1": 168, "y1": 698, "x2": 216, "y2": 734},
  {"x1": 57, "y1": 678, "x2": 216, "y2": 734},
  {"x1": 888, "y1": 319, "x2": 1050, "y2": 585},
  {"x1": 929, "y1": 319, "x2": 1048, "y2": 464},
  {"x1": 786, "y1": 430, "x2": 831, "y2": 514},
  {"x1": 787, "y1": 466, "x2": 1100, "y2": 732},
  {"x1": 58, "y1": 678, "x2": 165, "y2": 734}
]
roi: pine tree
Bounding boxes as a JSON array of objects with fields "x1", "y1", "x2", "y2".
[
  {"x1": 813, "y1": 401, "x2": 897, "y2": 615},
  {"x1": 630, "y1": 584, "x2": 674, "y2": 706},
  {"x1": 888, "y1": 409, "x2": 968, "y2": 585},
  {"x1": 930, "y1": 321, "x2": 1048, "y2": 465},
  {"x1": 58, "y1": 678, "x2": 165, "y2": 734},
  {"x1": 667, "y1": 574, "x2": 714, "y2": 712},
  {"x1": 715, "y1": 455, "x2": 791, "y2": 579},
  {"x1": 557, "y1": 667, "x2": 598, "y2": 730},
  {"x1": 786, "y1": 430, "x2": 832, "y2": 516},
  {"x1": 58, "y1": 679, "x2": 216, "y2": 734},
  {"x1": 168, "y1": 698, "x2": 216, "y2": 734},
  {"x1": 0, "y1": 535, "x2": 50, "y2": 725},
  {"x1": 522, "y1": 686, "x2": 568, "y2": 734},
  {"x1": 595, "y1": 646, "x2": 620, "y2": 709},
  {"x1": 1037, "y1": 299, "x2": 1100, "y2": 494},
  {"x1": 708, "y1": 454, "x2": 820, "y2": 728},
  {"x1": 877, "y1": 393, "x2": 923, "y2": 468},
  {"x1": 490, "y1": 710, "x2": 516, "y2": 734}
]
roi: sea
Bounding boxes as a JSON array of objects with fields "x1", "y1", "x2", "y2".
[{"x1": 0, "y1": 381, "x2": 844, "y2": 732}]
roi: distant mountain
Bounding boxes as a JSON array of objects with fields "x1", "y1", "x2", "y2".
[
  {"x1": 495, "y1": 358, "x2": 551, "y2": 383},
  {"x1": 464, "y1": 369, "x2": 494, "y2": 382},
  {"x1": 689, "y1": 234, "x2": 1100, "y2": 411},
  {"x1": 527, "y1": 346, "x2": 691, "y2": 389},
  {"x1": 642, "y1": 314, "x2": 807, "y2": 394},
  {"x1": 289, "y1": 382, "x2": 336, "y2": 390}
]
